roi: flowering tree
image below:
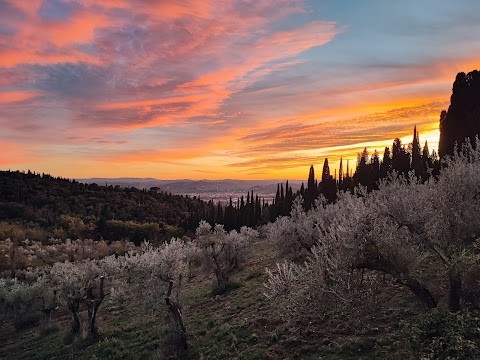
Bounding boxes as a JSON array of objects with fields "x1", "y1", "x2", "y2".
[
  {"x1": 266, "y1": 139, "x2": 480, "y2": 323},
  {"x1": 195, "y1": 221, "x2": 258, "y2": 290}
]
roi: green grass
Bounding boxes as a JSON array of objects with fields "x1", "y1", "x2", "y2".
[{"x1": 0, "y1": 240, "x2": 419, "y2": 359}]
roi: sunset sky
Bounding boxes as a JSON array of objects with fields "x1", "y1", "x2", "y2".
[{"x1": 1, "y1": 0, "x2": 480, "y2": 180}]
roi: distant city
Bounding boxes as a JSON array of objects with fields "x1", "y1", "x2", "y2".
[{"x1": 78, "y1": 178, "x2": 303, "y2": 204}]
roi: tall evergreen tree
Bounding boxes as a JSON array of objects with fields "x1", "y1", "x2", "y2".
[
  {"x1": 255, "y1": 195, "x2": 262, "y2": 224},
  {"x1": 338, "y1": 158, "x2": 343, "y2": 186},
  {"x1": 224, "y1": 198, "x2": 235, "y2": 230},
  {"x1": 306, "y1": 165, "x2": 317, "y2": 210},
  {"x1": 215, "y1": 202, "x2": 224, "y2": 224},
  {"x1": 411, "y1": 125, "x2": 423, "y2": 177},
  {"x1": 392, "y1": 138, "x2": 410, "y2": 175},
  {"x1": 320, "y1": 158, "x2": 337, "y2": 202},
  {"x1": 370, "y1": 149, "x2": 380, "y2": 190},
  {"x1": 380, "y1": 146, "x2": 392, "y2": 178},
  {"x1": 321, "y1": 158, "x2": 330, "y2": 184},
  {"x1": 439, "y1": 70, "x2": 480, "y2": 158},
  {"x1": 354, "y1": 148, "x2": 370, "y2": 187}
]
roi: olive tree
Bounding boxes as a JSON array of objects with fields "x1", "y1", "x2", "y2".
[
  {"x1": 48, "y1": 255, "x2": 121, "y2": 337},
  {"x1": 195, "y1": 221, "x2": 258, "y2": 290},
  {"x1": 266, "y1": 139, "x2": 480, "y2": 324},
  {"x1": 122, "y1": 238, "x2": 196, "y2": 350}
]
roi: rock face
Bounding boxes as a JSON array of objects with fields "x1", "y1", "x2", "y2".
[{"x1": 439, "y1": 70, "x2": 480, "y2": 158}]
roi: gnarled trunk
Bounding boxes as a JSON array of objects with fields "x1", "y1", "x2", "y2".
[
  {"x1": 448, "y1": 266, "x2": 462, "y2": 311},
  {"x1": 85, "y1": 276, "x2": 106, "y2": 336},
  {"x1": 41, "y1": 290, "x2": 57, "y2": 327},
  {"x1": 67, "y1": 299, "x2": 81, "y2": 335},
  {"x1": 165, "y1": 281, "x2": 188, "y2": 349},
  {"x1": 214, "y1": 268, "x2": 229, "y2": 290},
  {"x1": 355, "y1": 258, "x2": 437, "y2": 310}
]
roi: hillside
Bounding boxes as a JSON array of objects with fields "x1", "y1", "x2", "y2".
[
  {"x1": 0, "y1": 239, "x2": 424, "y2": 360},
  {"x1": 0, "y1": 170, "x2": 208, "y2": 243}
]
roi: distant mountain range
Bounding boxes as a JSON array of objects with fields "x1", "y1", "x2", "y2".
[{"x1": 77, "y1": 178, "x2": 303, "y2": 203}]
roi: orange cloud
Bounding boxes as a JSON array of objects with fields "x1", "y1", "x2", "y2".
[
  {"x1": 0, "y1": 91, "x2": 38, "y2": 104},
  {"x1": 0, "y1": 2, "x2": 111, "y2": 67},
  {"x1": 41, "y1": 11, "x2": 111, "y2": 47}
]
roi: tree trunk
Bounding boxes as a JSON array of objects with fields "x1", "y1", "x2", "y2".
[
  {"x1": 448, "y1": 266, "x2": 462, "y2": 311},
  {"x1": 87, "y1": 306, "x2": 98, "y2": 335},
  {"x1": 356, "y1": 259, "x2": 437, "y2": 310},
  {"x1": 10, "y1": 240, "x2": 16, "y2": 279},
  {"x1": 165, "y1": 281, "x2": 188, "y2": 349},
  {"x1": 214, "y1": 268, "x2": 228, "y2": 290},
  {"x1": 42, "y1": 309, "x2": 52, "y2": 326},
  {"x1": 41, "y1": 291, "x2": 56, "y2": 327},
  {"x1": 86, "y1": 276, "x2": 105, "y2": 336},
  {"x1": 399, "y1": 273, "x2": 438, "y2": 310},
  {"x1": 67, "y1": 300, "x2": 81, "y2": 335}
]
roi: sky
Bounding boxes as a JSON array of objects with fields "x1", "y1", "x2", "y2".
[{"x1": 1, "y1": 0, "x2": 480, "y2": 180}]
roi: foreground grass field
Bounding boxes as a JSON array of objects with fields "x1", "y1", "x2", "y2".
[{"x1": 0, "y1": 240, "x2": 428, "y2": 359}]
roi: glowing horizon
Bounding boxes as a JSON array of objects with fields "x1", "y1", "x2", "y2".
[{"x1": 1, "y1": 1, "x2": 480, "y2": 180}]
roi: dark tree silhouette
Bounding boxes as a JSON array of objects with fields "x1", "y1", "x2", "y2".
[
  {"x1": 305, "y1": 165, "x2": 317, "y2": 210},
  {"x1": 391, "y1": 138, "x2": 410, "y2": 175},
  {"x1": 319, "y1": 158, "x2": 337, "y2": 202},
  {"x1": 411, "y1": 125, "x2": 423, "y2": 177},
  {"x1": 439, "y1": 70, "x2": 480, "y2": 158}
]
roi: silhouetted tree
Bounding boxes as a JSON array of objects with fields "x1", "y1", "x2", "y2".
[
  {"x1": 411, "y1": 125, "x2": 423, "y2": 177},
  {"x1": 354, "y1": 147, "x2": 370, "y2": 187},
  {"x1": 305, "y1": 165, "x2": 317, "y2": 210},
  {"x1": 319, "y1": 158, "x2": 337, "y2": 202},
  {"x1": 439, "y1": 70, "x2": 480, "y2": 158},
  {"x1": 370, "y1": 149, "x2": 380, "y2": 190},
  {"x1": 392, "y1": 138, "x2": 410, "y2": 175}
]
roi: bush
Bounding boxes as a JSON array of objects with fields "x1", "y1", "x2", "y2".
[
  {"x1": 401, "y1": 309, "x2": 480, "y2": 359},
  {"x1": 195, "y1": 221, "x2": 258, "y2": 290}
]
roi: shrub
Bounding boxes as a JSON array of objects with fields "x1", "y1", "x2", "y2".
[{"x1": 401, "y1": 309, "x2": 480, "y2": 359}]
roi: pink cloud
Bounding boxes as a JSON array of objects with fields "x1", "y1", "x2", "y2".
[{"x1": 0, "y1": 91, "x2": 39, "y2": 104}]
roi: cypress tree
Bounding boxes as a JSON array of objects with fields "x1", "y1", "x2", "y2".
[
  {"x1": 215, "y1": 202, "x2": 224, "y2": 224},
  {"x1": 439, "y1": 70, "x2": 480, "y2": 158},
  {"x1": 306, "y1": 165, "x2": 317, "y2": 210},
  {"x1": 321, "y1": 158, "x2": 330, "y2": 184},
  {"x1": 285, "y1": 180, "x2": 293, "y2": 214},
  {"x1": 380, "y1": 146, "x2": 392, "y2": 177},
  {"x1": 338, "y1": 158, "x2": 344, "y2": 188},
  {"x1": 411, "y1": 125, "x2": 422, "y2": 176},
  {"x1": 354, "y1": 148, "x2": 370, "y2": 187},
  {"x1": 370, "y1": 149, "x2": 380, "y2": 190},
  {"x1": 320, "y1": 158, "x2": 337, "y2": 202}
]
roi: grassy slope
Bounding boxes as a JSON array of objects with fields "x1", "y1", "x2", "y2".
[{"x1": 0, "y1": 240, "x2": 420, "y2": 360}]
